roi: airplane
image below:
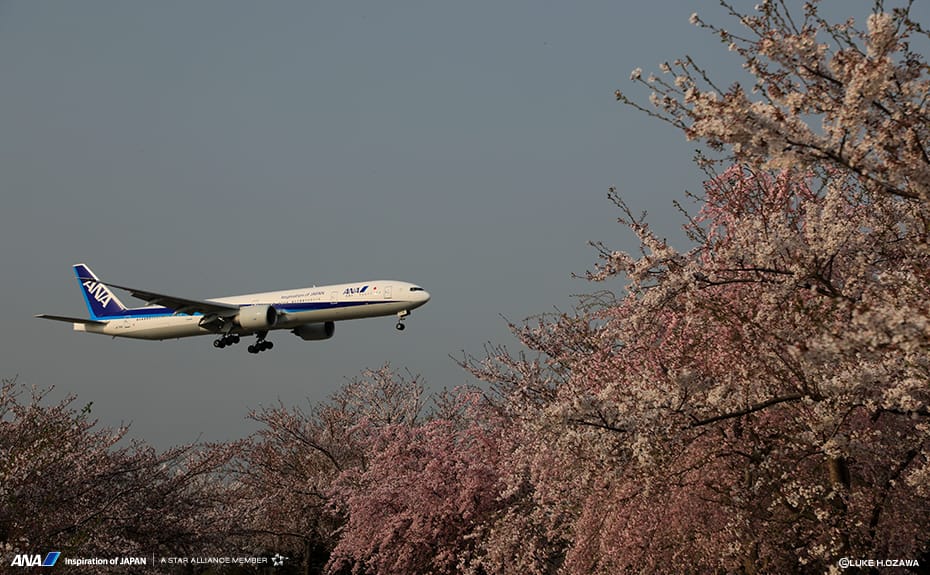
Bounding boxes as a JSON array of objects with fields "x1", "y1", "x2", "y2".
[{"x1": 37, "y1": 264, "x2": 430, "y2": 354}]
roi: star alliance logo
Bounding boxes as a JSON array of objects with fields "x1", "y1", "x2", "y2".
[{"x1": 271, "y1": 553, "x2": 287, "y2": 567}]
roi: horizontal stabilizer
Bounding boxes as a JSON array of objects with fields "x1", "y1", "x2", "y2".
[{"x1": 36, "y1": 314, "x2": 107, "y2": 325}]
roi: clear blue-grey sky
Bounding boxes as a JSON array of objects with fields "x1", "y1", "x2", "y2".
[{"x1": 1, "y1": 1, "x2": 912, "y2": 448}]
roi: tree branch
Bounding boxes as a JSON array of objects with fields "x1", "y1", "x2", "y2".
[{"x1": 690, "y1": 393, "x2": 804, "y2": 427}]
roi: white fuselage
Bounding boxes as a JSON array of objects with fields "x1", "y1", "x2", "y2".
[{"x1": 74, "y1": 280, "x2": 430, "y2": 340}]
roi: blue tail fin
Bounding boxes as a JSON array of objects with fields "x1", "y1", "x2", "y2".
[{"x1": 73, "y1": 263, "x2": 129, "y2": 319}]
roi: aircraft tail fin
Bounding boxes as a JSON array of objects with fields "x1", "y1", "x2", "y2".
[{"x1": 73, "y1": 263, "x2": 129, "y2": 319}]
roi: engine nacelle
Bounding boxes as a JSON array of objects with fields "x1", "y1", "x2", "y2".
[
  {"x1": 292, "y1": 321, "x2": 335, "y2": 341},
  {"x1": 236, "y1": 305, "x2": 278, "y2": 330}
]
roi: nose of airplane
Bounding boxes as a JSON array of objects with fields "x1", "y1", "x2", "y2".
[{"x1": 406, "y1": 285, "x2": 430, "y2": 307}]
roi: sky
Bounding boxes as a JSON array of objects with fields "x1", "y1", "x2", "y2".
[{"x1": 1, "y1": 1, "x2": 918, "y2": 448}]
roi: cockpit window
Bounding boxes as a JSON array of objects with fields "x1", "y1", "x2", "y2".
[{"x1": 409, "y1": 287, "x2": 424, "y2": 291}]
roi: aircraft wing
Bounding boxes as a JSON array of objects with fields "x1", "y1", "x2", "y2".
[
  {"x1": 83, "y1": 280, "x2": 240, "y2": 316},
  {"x1": 36, "y1": 314, "x2": 107, "y2": 325}
]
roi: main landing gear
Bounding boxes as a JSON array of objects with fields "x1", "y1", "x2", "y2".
[
  {"x1": 213, "y1": 332, "x2": 274, "y2": 353},
  {"x1": 247, "y1": 332, "x2": 274, "y2": 354},
  {"x1": 395, "y1": 310, "x2": 409, "y2": 331},
  {"x1": 213, "y1": 334, "x2": 241, "y2": 348}
]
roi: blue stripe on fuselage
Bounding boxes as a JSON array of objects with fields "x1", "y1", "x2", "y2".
[
  {"x1": 276, "y1": 300, "x2": 393, "y2": 314},
  {"x1": 93, "y1": 300, "x2": 400, "y2": 320}
]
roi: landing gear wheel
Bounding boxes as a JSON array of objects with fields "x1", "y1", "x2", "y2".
[
  {"x1": 249, "y1": 332, "x2": 273, "y2": 354},
  {"x1": 214, "y1": 334, "x2": 241, "y2": 349},
  {"x1": 395, "y1": 309, "x2": 409, "y2": 331}
]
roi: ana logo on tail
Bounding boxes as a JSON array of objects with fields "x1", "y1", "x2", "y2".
[{"x1": 82, "y1": 280, "x2": 112, "y2": 308}]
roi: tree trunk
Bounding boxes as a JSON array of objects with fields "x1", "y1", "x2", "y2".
[{"x1": 828, "y1": 456, "x2": 851, "y2": 556}]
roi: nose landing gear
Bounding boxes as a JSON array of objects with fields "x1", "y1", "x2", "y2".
[{"x1": 395, "y1": 310, "x2": 409, "y2": 331}]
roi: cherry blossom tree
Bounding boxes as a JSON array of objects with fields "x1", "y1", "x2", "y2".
[
  {"x1": 617, "y1": 0, "x2": 930, "y2": 202},
  {"x1": 464, "y1": 2, "x2": 929, "y2": 572},
  {"x1": 231, "y1": 365, "x2": 426, "y2": 574},
  {"x1": 325, "y1": 385, "x2": 506, "y2": 575},
  {"x1": 0, "y1": 377, "x2": 240, "y2": 574}
]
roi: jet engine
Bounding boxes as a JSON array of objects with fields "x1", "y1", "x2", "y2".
[
  {"x1": 292, "y1": 321, "x2": 335, "y2": 341},
  {"x1": 236, "y1": 305, "x2": 278, "y2": 330}
]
